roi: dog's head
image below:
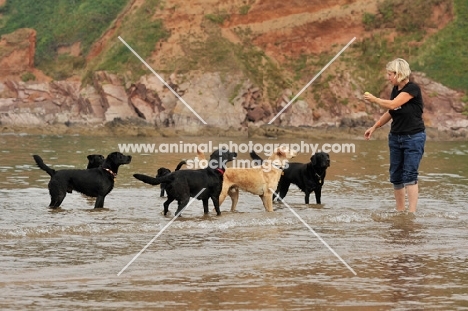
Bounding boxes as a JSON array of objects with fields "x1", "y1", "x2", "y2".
[
  {"x1": 310, "y1": 152, "x2": 330, "y2": 170},
  {"x1": 105, "y1": 152, "x2": 132, "y2": 167},
  {"x1": 208, "y1": 148, "x2": 237, "y2": 170},
  {"x1": 156, "y1": 167, "x2": 171, "y2": 178},
  {"x1": 86, "y1": 154, "x2": 105, "y2": 169},
  {"x1": 276, "y1": 145, "x2": 297, "y2": 159},
  {"x1": 267, "y1": 145, "x2": 297, "y2": 168}
]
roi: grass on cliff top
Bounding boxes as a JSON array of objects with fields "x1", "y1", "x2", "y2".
[
  {"x1": 412, "y1": 0, "x2": 468, "y2": 93},
  {"x1": 0, "y1": 0, "x2": 130, "y2": 79},
  {"x1": 85, "y1": 0, "x2": 170, "y2": 84},
  {"x1": 355, "y1": 0, "x2": 468, "y2": 94}
]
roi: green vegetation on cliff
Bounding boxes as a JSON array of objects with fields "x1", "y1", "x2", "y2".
[
  {"x1": 354, "y1": 0, "x2": 456, "y2": 94},
  {"x1": 413, "y1": 0, "x2": 468, "y2": 92},
  {"x1": 87, "y1": 0, "x2": 170, "y2": 83},
  {"x1": 0, "y1": 0, "x2": 130, "y2": 79},
  {"x1": 357, "y1": 0, "x2": 468, "y2": 94}
]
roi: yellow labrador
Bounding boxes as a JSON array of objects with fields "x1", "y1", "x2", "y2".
[{"x1": 219, "y1": 146, "x2": 296, "y2": 212}]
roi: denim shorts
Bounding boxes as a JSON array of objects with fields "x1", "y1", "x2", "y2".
[{"x1": 388, "y1": 131, "x2": 426, "y2": 190}]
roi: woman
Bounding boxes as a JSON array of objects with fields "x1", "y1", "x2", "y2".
[{"x1": 364, "y1": 58, "x2": 426, "y2": 213}]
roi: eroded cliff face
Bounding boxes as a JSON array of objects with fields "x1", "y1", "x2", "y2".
[
  {"x1": 1, "y1": 69, "x2": 465, "y2": 134},
  {"x1": 0, "y1": 0, "x2": 466, "y2": 137},
  {"x1": 0, "y1": 29, "x2": 36, "y2": 79}
]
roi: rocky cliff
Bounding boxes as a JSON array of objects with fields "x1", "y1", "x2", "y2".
[{"x1": 0, "y1": 0, "x2": 466, "y2": 138}]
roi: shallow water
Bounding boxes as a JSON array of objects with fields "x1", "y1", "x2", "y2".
[{"x1": 1, "y1": 133, "x2": 467, "y2": 310}]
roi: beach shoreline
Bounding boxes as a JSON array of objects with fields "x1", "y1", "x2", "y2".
[{"x1": 1, "y1": 122, "x2": 463, "y2": 141}]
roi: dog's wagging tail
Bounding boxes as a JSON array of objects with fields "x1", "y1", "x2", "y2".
[
  {"x1": 133, "y1": 173, "x2": 167, "y2": 185},
  {"x1": 33, "y1": 155, "x2": 56, "y2": 176}
]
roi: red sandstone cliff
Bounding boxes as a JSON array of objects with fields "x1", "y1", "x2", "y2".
[{"x1": 0, "y1": 0, "x2": 466, "y2": 137}]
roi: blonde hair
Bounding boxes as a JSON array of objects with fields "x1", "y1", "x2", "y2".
[{"x1": 386, "y1": 58, "x2": 411, "y2": 83}]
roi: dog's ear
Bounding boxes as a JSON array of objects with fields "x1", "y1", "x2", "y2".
[
  {"x1": 106, "y1": 152, "x2": 117, "y2": 160},
  {"x1": 310, "y1": 154, "x2": 317, "y2": 165}
]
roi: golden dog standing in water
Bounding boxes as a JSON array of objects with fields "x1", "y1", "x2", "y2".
[{"x1": 219, "y1": 146, "x2": 297, "y2": 212}]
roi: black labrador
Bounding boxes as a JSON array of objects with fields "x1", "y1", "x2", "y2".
[
  {"x1": 134, "y1": 148, "x2": 237, "y2": 216},
  {"x1": 157, "y1": 160, "x2": 187, "y2": 197},
  {"x1": 86, "y1": 154, "x2": 105, "y2": 169},
  {"x1": 33, "y1": 152, "x2": 132, "y2": 209},
  {"x1": 250, "y1": 151, "x2": 330, "y2": 204},
  {"x1": 59, "y1": 154, "x2": 105, "y2": 194}
]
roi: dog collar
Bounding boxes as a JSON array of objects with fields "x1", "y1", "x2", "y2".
[
  {"x1": 315, "y1": 172, "x2": 323, "y2": 184},
  {"x1": 272, "y1": 163, "x2": 283, "y2": 170},
  {"x1": 104, "y1": 168, "x2": 117, "y2": 179},
  {"x1": 216, "y1": 168, "x2": 225, "y2": 175}
]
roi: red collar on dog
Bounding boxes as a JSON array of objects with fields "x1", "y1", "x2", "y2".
[
  {"x1": 216, "y1": 168, "x2": 225, "y2": 175},
  {"x1": 104, "y1": 168, "x2": 117, "y2": 179}
]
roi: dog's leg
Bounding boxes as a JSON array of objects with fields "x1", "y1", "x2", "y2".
[
  {"x1": 229, "y1": 187, "x2": 239, "y2": 212},
  {"x1": 213, "y1": 187, "x2": 228, "y2": 214},
  {"x1": 94, "y1": 196, "x2": 105, "y2": 208},
  {"x1": 304, "y1": 191, "x2": 311, "y2": 204},
  {"x1": 278, "y1": 181, "x2": 291, "y2": 200},
  {"x1": 202, "y1": 198, "x2": 209, "y2": 214},
  {"x1": 314, "y1": 187, "x2": 322, "y2": 204},
  {"x1": 218, "y1": 183, "x2": 228, "y2": 207},
  {"x1": 262, "y1": 190, "x2": 274, "y2": 212},
  {"x1": 163, "y1": 197, "x2": 174, "y2": 215},
  {"x1": 211, "y1": 196, "x2": 221, "y2": 216},
  {"x1": 49, "y1": 194, "x2": 66, "y2": 208},
  {"x1": 175, "y1": 197, "x2": 190, "y2": 216},
  {"x1": 48, "y1": 184, "x2": 66, "y2": 208},
  {"x1": 259, "y1": 194, "x2": 269, "y2": 212},
  {"x1": 160, "y1": 184, "x2": 165, "y2": 197}
]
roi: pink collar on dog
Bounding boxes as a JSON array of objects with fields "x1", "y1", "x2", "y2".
[{"x1": 104, "y1": 168, "x2": 117, "y2": 179}]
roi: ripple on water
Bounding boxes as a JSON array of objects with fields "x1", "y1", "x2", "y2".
[{"x1": 1, "y1": 137, "x2": 468, "y2": 310}]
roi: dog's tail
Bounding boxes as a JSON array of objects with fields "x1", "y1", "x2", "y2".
[
  {"x1": 33, "y1": 155, "x2": 56, "y2": 176},
  {"x1": 175, "y1": 160, "x2": 187, "y2": 171},
  {"x1": 249, "y1": 151, "x2": 264, "y2": 164},
  {"x1": 134, "y1": 173, "x2": 174, "y2": 186}
]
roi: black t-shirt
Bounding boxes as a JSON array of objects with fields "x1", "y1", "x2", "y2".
[{"x1": 388, "y1": 82, "x2": 425, "y2": 135}]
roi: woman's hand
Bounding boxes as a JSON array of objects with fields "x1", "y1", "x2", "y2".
[
  {"x1": 364, "y1": 126, "x2": 375, "y2": 140},
  {"x1": 363, "y1": 92, "x2": 377, "y2": 103}
]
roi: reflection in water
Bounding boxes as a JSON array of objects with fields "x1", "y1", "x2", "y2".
[
  {"x1": 0, "y1": 134, "x2": 468, "y2": 309},
  {"x1": 384, "y1": 213, "x2": 424, "y2": 245},
  {"x1": 386, "y1": 253, "x2": 427, "y2": 308},
  {"x1": 380, "y1": 216, "x2": 426, "y2": 307}
]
